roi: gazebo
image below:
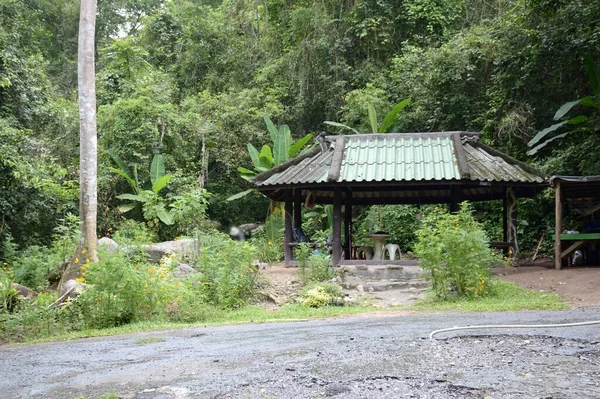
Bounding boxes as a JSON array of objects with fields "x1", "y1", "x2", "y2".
[{"x1": 253, "y1": 132, "x2": 547, "y2": 266}]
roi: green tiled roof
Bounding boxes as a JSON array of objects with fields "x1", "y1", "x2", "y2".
[
  {"x1": 341, "y1": 135, "x2": 461, "y2": 182},
  {"x1": 254, "y1": 132, "x2": 545, "y2": 188}
]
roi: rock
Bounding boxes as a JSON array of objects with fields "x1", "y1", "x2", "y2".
[
  {"x1": 174, "y1": 263, "x2": 197, "y2": 278},
  {"x1": 143, "y1": 239, "x2": 198, "y2": 264},
  {"x1": 11, "y1": 283, "x2": 37, "y2": 299},
  {"x1": 357, "y1": 284, "x2": 364, "y2": 293},
  {"x1": 61, "y1": 279, "x2": 86, "y2": 299},
  {"x1": 98, "y1": 237, "x2": 119, "y2": 252}
]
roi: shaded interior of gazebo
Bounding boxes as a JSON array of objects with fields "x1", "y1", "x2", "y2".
[
  {"x1": 552, "y1": 175, "x2": 600, "y2": 269},
  {"x1": 253, "y1": 132, "x2": 547, "y2": 266}
]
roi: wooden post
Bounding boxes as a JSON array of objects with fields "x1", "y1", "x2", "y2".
[
  {"x1": 450, "y1": 186, "x2": 462, "y2": 212},
  {"x1": 293, "y1": 189, "x2": 302, "y2": 229},
  {"x1": 344, "y1": 190, "x2": 352, "y2": 260},
  {"x1": 332, "y1": 188, "x2": 342, "y2": 266},
  {"x1": 502, "y1": 187, "x2": 508, "y2": 245},
  {"x1": 506, "y1": 187, "x2": 519, "y2": 257},
  {"x1": 284, "y1": 190, "x2": 294, "y2": 266},
  {"x1": 555, "y1": 182, "x2": 563, "y2": 270}
]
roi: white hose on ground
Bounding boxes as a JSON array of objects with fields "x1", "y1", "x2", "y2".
[{"x1": 429, "y1": 320, "x2": 600, "y2": 339}]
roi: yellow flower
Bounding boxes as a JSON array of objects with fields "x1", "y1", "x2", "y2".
[
  {"x1": 470, "y1": 248, "x2": 474, "y2": 252},
  {"x1": 74, "y1": 257, "x2": 79, "y2": 264},
  {"x1": 97, "y1": 296, "x2": 102, "y2": 301},
  {"x1": 81, "y1": 249, "x2": 87, "y2": 255},
  {"x1": 75, "y1": 277, "x2": 85, "y2": 283},
  {"x1": 176, "y1": 296, "x2": 181, "y2": 301}
]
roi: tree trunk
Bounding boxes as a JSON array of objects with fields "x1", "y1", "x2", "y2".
[{"x1": 59, "y1": 0, "x2": 98, "y2": 292}]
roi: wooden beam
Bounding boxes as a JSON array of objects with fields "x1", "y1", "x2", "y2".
[
  {"x1": 502, "y1": 187, "x2": 508, "y2": 244},
  {"x1": 284, "y1": 190, "x2": 293, "y2": 266},
  {"x1": 327, "y1": 136, "x2": 346, "y2": 182},
  {"x1": 332, "y1": 188, "x2": 342, "y2": 266},
  {"x1": 344, "y1": 190, "x2": 352, "y2": 260},
  {"x1": 555, "y1": 181, "x2": 562, "y2": 269}
]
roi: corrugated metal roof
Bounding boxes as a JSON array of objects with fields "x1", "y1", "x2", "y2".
[
  {"x1": 341, "y1": 135, "x2": 461, "y2": 182},
  {"x1": 254, "y1": 133, "x2": 545, "y2": 187}
]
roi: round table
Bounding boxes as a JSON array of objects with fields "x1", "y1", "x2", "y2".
[{"x1": 368, "y1": 233, "x2": 389, "y2": 260}]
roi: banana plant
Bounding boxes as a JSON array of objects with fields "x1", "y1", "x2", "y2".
[
  {"x1": 527, "y1": 55, "x2": 600, "y2": 155},
  {"x1": 324, "y1": 98, "x2": 411, "y2": 134},
  {"x1": 109, "y1": 150, "x2": 174, "y2": 225},
  {"x1": 227, "y1": 115, "x2": 313, "y2": 201}
]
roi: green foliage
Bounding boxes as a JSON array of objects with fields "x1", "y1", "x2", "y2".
[
  {"x1": 112, "y1": 220, "x2": 156, "y2": 246},
  {"x1": 0, "y1": 268, "x2": 17, "y2": 314},
  {"x1": 295, "y1": 242, "x2": 313, "y2": 282},
  {"x1": 354, "y1": 205, "x2": 422, "y2": 252},
  {"x1": 415, "y1": 203, "x2": 501, "y2": 300},
  {"x1": 527, "y1": 56, "x2": 600, "y2": 155},
  {"x1": 248, "y1": 227, "x2": 283, "y2": 264},
  {"x1": 191, "y1": 232, "x2": 258, "y2": 308},
  {"x1": 301, "y1": 282, "x2": 343, "y2": 308}
]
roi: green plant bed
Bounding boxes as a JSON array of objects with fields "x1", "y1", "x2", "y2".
[{"x1": 412, "y1": 279, "x2": 567, "y2": 312}]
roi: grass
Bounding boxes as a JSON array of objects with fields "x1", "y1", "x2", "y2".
[
  {"x1": 2, "y1": 279, "x2": 567, "y2": 345},
  {"x1": 135, "y1": 337, "x2": 166, "y2": 344},
  {"x1": 411, "y1": 279, "x2": 568, "y2": 312}
]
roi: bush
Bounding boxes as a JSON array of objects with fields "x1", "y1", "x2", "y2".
[
  {"x1": 415, "y1": 202, "x2": 501, "y2": 300},
  {"x1": 301, "y1": 282, "x2": 343, "y2": 308},
  {"x1": 191, "y1": 232, "x2": 258, "y2": 308},
  {"x1": 248, "y1": 227, "x2": 283, "y2": 264},
  {"x1": 77, "y1": 249, "x2": 178, "y2": 328},
  {"x1": 112, "y1": 219, "x2": 156, "y2": 245}
]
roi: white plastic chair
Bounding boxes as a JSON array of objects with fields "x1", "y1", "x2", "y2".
[{"x1": 384, "y1": 244, "x2": 402, "y2": 260}]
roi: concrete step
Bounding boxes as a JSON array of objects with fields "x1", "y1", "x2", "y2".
[
  {"x1": 340, "y1": 278, "x2": 429, "y2": 291},
  {"x1": 339, "y1": 264, "x2": 424, "y2": 282}
]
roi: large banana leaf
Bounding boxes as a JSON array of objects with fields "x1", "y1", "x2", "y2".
[
  {"x1": 289, "y1": 133, "x2": 313, "y2": 157},
  {"x1": 368, "y1": 104, "x2": 378, "y2": 134},
  {"x1": 380, "y1": 98, "x2": 411, "y2": 133},
  {"x1": 108, "y1": 167, "x2": 138, "y2": 193},
  {"x1": 247, "y1": 144, "x2": 261, "y2": 170},
  {"x1": 553, "y1": 100, "x2": 580, "y2": 120},
  {"x1": 527, "y1": 121, "x2": 567, "y2": 148},
  {"x1": 151, "y1": 174, "x2": 171, "y2": 194},
  {"x1": 108, "y1": 148, "x2": 133, "y2": 180},
  {"x1": 584, "y1": 54, "x2": 600, "y2": 96},
  {"x1": 323, "y1": 121, "x2": 360, "y2": 134},
  {"x1": 150, "y1": 154, "x2": 165, "y2": 184},
  {"x1": 118, "y1": 203, "x2": 138, "y2": 213},
  {"x1": 264, "y1": 115, "x2": 279, "y2": 144},
  {"x1": 226, "y1": 188, "x2": 255, "y2": 201},
  {"x1": 116, "y1": 193, "x2": 146, "y2": 202},
  {"x1": 156, "y1": 208, "x2": 174, "y2": 225},
  {"x1": 258, "y1": 145, "x2": 274, "y2": 169},
  {"x1": 273, "y1": 124, "x2": 292, "y2": 166}
]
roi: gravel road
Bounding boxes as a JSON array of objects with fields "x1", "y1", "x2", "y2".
[{"x1": 2, "y1": 308, "x2": 600, "y2": 399}]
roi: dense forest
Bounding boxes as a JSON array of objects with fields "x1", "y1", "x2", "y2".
[{"x1": 1, "y1": 0, "x2": 599, "y2": 258}]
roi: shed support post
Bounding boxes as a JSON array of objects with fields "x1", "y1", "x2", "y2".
[
  {"x1": 505, "y1": 187, "x2": 518, "y2": 257},
  {"x1": 294, "y1": 189, "x2": 302, "y2": 229},
  {"x1": 450, "y1": 186, "x2": 462, "y2": 213},
  {"x1": 332, "y1": 188, "x2": 342, "y2": 266},
  {"x1": 284, "y1": 189, "x2": 293, "y2": 266},
  {"x1": 555, "y1": 182, "x2": 562, "y2": 270},
  {"x1": 344, "y1": 190, "x2": 352, "y2": 260}
]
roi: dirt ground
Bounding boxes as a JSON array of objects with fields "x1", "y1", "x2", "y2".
[
  {"x1": 258, "y1": 260, "x2": 600, "y2": 308},
  {"x1": 496, "y1": 258, "x2": 600, "y2": 307}
]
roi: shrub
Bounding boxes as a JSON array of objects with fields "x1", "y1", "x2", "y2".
[
  {"x1": 77, "y1": 249, "x2": 178, "y2": 328},
  {"x1": 414, "y1": 202, "x2": 501, "y2": 300},
  {"x1": 248, "y1": 227, "x2": 283, "y2": 264},
  {"x1": 192, "y1": 232, "x2": 257, "y2": 308},
  {"x1": 112, "y1": 219, "x2": 156, "y2": 245},
  {"x1": 307, "y1": 253, "x2": 333, "y2": 283},
  {"x1": 301, "y1": 282, "x2": 343, "y2": 308}
]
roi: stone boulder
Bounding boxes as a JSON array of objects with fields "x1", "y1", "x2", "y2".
[
  {"x1": 11, "y1": 283, "x2": 37, "y2": 299},
  {"x1": 174, "y1": 263, "x2": 198, "y2": 278},
  {"x1": 98, "y1": 236, "x2": 119, "y2": 252},
  {"x1": 142, "y1": 239, "x2": 198, "y2": 264},
  {"x1": 60, "y1": 279, "x2": 87, "y2": 300}
]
